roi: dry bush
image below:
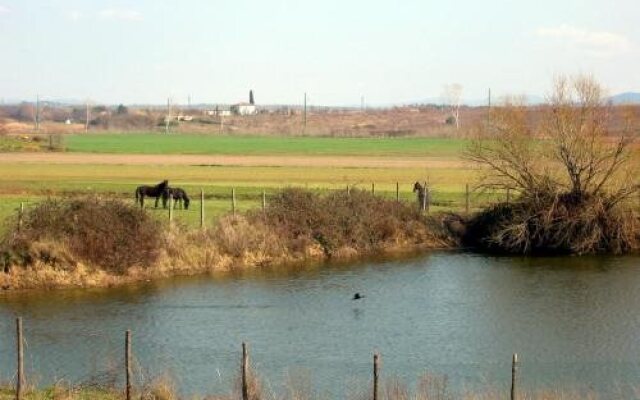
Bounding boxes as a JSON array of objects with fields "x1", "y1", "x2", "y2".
[
  {"x1": 256, "y1": 188, "x2": 452, "y2": 258},
  {"x1": 464, "y1": 192, "x2": 639, "y2": 254},
  {"x1": 1, "y1": 197, "x2": 162, "y2": 273},
  {"x1": 465, "y1": 75, "x2": 640, "y2": 254}
]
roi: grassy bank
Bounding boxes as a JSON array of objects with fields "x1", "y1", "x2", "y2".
[
  {"x1": 64, "y1": 133, "x2": 469, "y2": 157},
  {"x1": 0, "y1": 387, "x2": 119, "y2": 400},
  {"x1": 0, "y1": 190, "x2": 457, "y2": 290},
  {"x1": 0, "y1": 370, "x2": 630, "y2": 400}
]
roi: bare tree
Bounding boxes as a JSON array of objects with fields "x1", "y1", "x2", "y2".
[
  {"x1": 464, "y1": 75, "x2": 639, "y2": 254},
  {"x1": 467, "y1": 76, "x2": 638, "y2": 208},
  {"x1": 543, "y1": 76, "x2": 637, "y2": 207},
  {"x1": 442, "y1": 83, "x2": 463, "y2": 129}
]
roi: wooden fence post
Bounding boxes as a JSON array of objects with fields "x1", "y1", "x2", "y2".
[
  {"x1": 396, "y1": 182, "x2": 400, "y2": 202},
  {"x1": 373, "y1": 353, "x2": 380, "y2": 400},
  {"x1": 422, "y1": 181, "x2": 428, "y2": 212},
  {"x1": 511, "y1": 353, "x2": 518, "y2": 400},
  {"x1": 262, "y1": 190, "x2": 266, "y2": 212},
  {"x1": 125, "y1": 330, "x2": 132, "y2": 400},
  {"x1": 168, "y1": 196, "x2": 173, "y2": 223},
  {"x1": 347, "y1": 185, "x2": 351, "y2": 196},
  {"x1": 18, "y1": 202, "x2": 24, "y2": 230},
  {"x1": 200, "y1": 189, "x2": 205, "y2": 228},
  {"x1": 232, "y1": 188, "x2": 237, "y2": 216},
  {"x1": 506, "y1": 188, "x2": 511, "y2": 204},
  {"x1": 242, "y1": 342, "x2": 249, "y2": 400},
  {"x1": 371, "y1": 183, "x2": 375, "y2": 195},
  {"x1": 16, "y1": 317, "x2": 24, "y2": 400},
  {"x1": 465, "y1": 183, "x2": 470, "y2": 214}
]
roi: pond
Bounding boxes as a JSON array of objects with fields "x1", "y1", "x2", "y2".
[{"x1": 0, "y1": 252, "x2": 639, "y2": 398}]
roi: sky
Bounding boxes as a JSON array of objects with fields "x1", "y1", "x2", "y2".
[{"x1": 0, "y1": 0, "x2": 638, "y2": 106}]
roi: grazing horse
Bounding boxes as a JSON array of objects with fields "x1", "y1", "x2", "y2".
[
  {"x1": 413, "y1": 181, "x2": 429, "y2": 210},
  {"x1": 163, "y1": 187, "x2": 191, "y2": 210},
  {"x1": 135, "y1": 180, "x2": 169, "y2": 208}
]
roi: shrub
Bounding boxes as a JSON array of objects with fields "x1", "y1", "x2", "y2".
[
  {"x1": 464, "y1": 192, "x2": 639, "y2": 254},
  {"x1": 255, "y1": 188, "x2": 451, "y2": 257},
  {"x1": 2, "y1": 197, "x2": 162, "y2": 273}
]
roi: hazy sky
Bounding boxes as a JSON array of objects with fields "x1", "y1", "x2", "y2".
[{"x1": 0, "y1": 0, "x2": 638, "y2": 105}]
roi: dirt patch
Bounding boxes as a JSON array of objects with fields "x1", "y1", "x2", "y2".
[{"x1": 0, "y1": 152, "x2": 467, "y2": 169}]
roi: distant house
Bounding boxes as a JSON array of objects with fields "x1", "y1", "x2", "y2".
[
  {"x1": 230, "y1": 103, "x2": 257, "y2": 116},
  {"x1": 231, "y1": 90, "x2": 258, "y2": 116}
]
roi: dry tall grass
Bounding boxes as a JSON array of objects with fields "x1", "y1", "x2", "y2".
[{"x1": 0, "y1": 190, "x2": 456, "y2": 289}]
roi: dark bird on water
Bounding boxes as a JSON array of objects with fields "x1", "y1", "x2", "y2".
[{"x1": 353, "y1": 293, "x2": 365, "y2": 300}]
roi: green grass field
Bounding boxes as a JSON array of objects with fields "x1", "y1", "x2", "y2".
[
  {"x1": 0, "y1": 134, "x2": 511, "y2": 230},
  {"x1": 64, "y1": 133, "x2": 469, "y2": 156},
  {"x1": 0, "y1": 167, "x2": 504, "y2": 231}
]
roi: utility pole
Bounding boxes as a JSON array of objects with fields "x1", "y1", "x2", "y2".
[
  {"x1": 188, "y1": 94, "x2": 191, "y2": 108},
  {"x1": 165, "y1": 97, "x2": 171, "y2": 134},
  {"x1": 488, "y1": 88, "x2": 492, "y2": 108},
  {"x1": 85, "y1": 101, "x2": 90, "y2": 133},
  {"x1": 35, "y1": 94, "x2": 40, "y2": 131},
  {"x1": 361, "y1": 95, "x2": 364, "y2": 112},
  {"x1": 303, "y1": 92, "x2": 307, "y2": 132}
]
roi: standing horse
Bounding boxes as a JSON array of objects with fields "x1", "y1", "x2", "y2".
[
  {"x1": 135, "y1": 180, "x2": 169, "y2": 208},
  {"x1": 162, "y1": 187, "x2": 191, "y2": 210},
  {"x1": 413, "y1": 181, "x2": 429, "y2": 211}
]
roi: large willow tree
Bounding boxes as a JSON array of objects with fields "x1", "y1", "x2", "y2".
[{"x1": 465, "y1": 76, "x2": 639, "y2": 254}]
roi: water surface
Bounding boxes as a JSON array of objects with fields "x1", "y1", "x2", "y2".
[{"x1": 0, "y1": 252, "x2": 639, "y2": 397}]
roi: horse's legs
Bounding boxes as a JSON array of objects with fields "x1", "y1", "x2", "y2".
[
  {"x1": 155, "y1": 196, "x2": 160, "y2": 208},
  {"x1": 140, "y1": 194, "x2": 145, "y2": 209}
]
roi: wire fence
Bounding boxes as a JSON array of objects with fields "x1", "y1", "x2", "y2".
[
  {"x1": 7, "y1": 316, "x2": 531, "y2": 400},
  {"x1": 6, "y1": 182, "x2": 639, "y2": 231}
]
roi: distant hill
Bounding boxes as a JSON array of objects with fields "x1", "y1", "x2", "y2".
[{"x1": 609, "y1": 92, "x2": 640, "y2": 105}]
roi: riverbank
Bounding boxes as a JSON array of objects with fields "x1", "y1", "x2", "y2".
[{"x1": 0, "y1": 190, "x2": 457, "y2": 290}]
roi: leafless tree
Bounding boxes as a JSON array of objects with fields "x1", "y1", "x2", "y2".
[
  {"x1": 467, "y1": 75, "x2": 638, "y2": 208},
  {"x1": 442, "y1": 83, "x2": 463, "y2": 129}
]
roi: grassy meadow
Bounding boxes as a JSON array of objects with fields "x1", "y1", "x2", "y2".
[
  {"x1": 63, "y1": 133, "x2": 469, "y2": 156},
  {"x1": 0, "y1": 133, "x2": 510, "y2": 229}
]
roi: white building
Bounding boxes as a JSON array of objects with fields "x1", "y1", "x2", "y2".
[{"x1": 230, "y1": 103, "x2": 257, "y2": 116}]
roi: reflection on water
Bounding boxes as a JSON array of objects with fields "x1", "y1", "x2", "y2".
[{"x1": 0, "y1": 252, "x2": 639, "y2": 397}]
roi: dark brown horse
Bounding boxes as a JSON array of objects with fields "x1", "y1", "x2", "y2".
[
  {"x1": 135, "y1": 180, "x2": 169, "y2": 208},
  {"x1": 413, "y1": 181, "x2": 429, "y2": 210},
  {"x1": 162, "y1": 187, "x2": 190, "y2": 210}
]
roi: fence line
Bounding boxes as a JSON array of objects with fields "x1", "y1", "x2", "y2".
[
  {"x1": 11, "y1": 183, "x2": 524, "y2": 230},
  {"x1": 8, "y1": 319, "x2": 527, "y2": 399}
]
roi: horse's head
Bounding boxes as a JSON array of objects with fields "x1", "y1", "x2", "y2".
[
  {"x1": 159, "y1": 180, "x2": 169, "y2": 189},
  {"x1": 184, "y1": 196, "x2": 190, "y2": 210},
  {"x1": 412, "y1": 182, "x2": 422, "y2": 193}
]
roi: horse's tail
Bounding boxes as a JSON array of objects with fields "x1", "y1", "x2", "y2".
[{"x1": 135, "y1": 187, "x2": 140, "y2": 201}]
